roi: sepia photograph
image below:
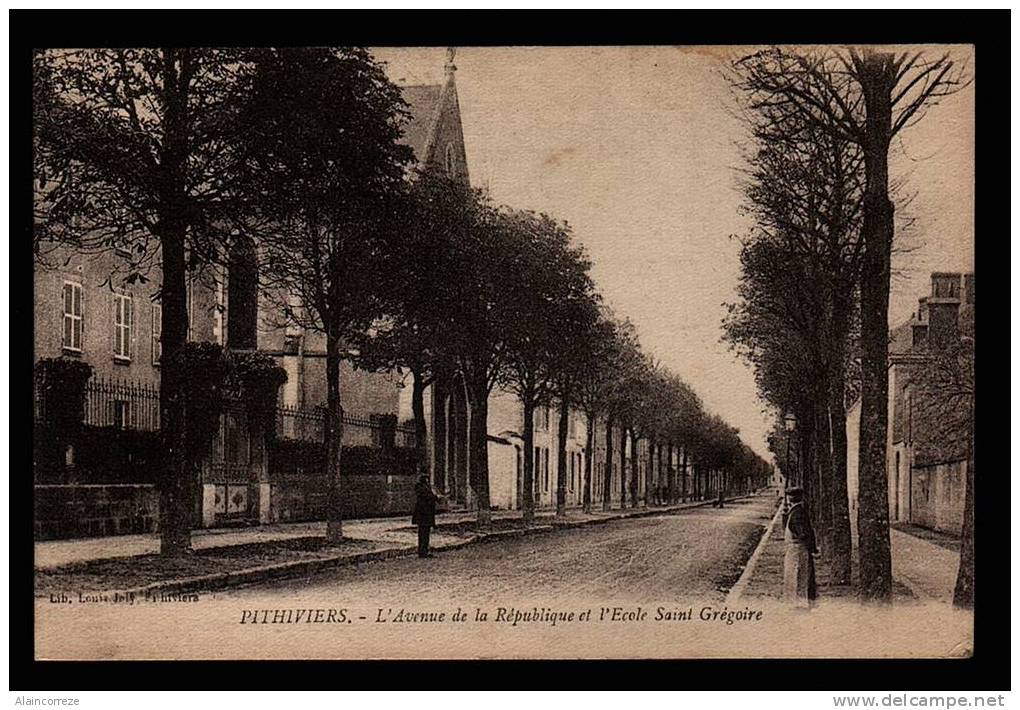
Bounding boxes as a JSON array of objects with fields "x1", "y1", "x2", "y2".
[{"x1": 27, "y1": 36, "x2": 981, "y2": 666}]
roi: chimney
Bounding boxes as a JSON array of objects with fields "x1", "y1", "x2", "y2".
[
  {"x1": 928, "y1": 273, "x2": 961, "y2": 350},
  {"x1": 911, "y1": 297, "x2": 929, "y2": 348}
]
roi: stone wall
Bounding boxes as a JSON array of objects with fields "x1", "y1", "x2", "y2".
[
  {"x1": 910, "y1": 459, "x2": 967, "y2": 536},
  {"x1": 35, "y1": 484, "x2": 159, "y2": 540},
  {"x1": 269, "y1": 475, "x2": 417, "y2": 523}
]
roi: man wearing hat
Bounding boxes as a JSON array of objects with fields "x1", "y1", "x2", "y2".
[
  {"x1": 412, "y1": 474, "x2": 439, "y2": 558},
  {"x1": 783, "y1": 487, "x2": 818, "y2": 607}
]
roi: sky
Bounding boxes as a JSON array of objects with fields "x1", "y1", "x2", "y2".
[{"x1": 371, "y1": 46, "x2": 975, "y2": 462}]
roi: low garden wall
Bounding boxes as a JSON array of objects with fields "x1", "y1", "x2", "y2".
[
  {"x1": 910, "y1": 459, "x2": 966, "y2": 535},
  {"x1": 35, "y1": 484, "x2": 159, "y2": 540},
  {"x1": 269, "y1": 474, "x2": 417, "y2": 523}
]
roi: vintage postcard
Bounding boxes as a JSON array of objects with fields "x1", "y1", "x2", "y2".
[{"x1": 32, "y1": 44, "x2": 975, "y2": 661}]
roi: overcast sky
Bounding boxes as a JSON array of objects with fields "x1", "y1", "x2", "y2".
[{"x1": 372, "y1": 46, "x2": 975, "y2": 461}]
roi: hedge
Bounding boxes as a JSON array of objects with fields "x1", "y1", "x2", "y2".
[{"x1": 267, "y1": 439, "x2": 419, "y2": 478}]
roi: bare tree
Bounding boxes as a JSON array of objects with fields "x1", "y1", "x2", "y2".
[{"x1": 732, "y1": 46, "x2": 967, "y2": 600}]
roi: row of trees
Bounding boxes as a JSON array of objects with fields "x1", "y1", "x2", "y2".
[
  {"x1": 723, "y1": 46, "x2": 971, "y2": 606},
  {"x1": 33, "y1": 47, "x2": 768, "y2": 557},
  {"x1": 359, "y1": 173, "x2": 769, "y2": 526}
]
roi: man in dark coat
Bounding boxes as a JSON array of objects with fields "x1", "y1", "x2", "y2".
[
  {"x1": 412, "y1": 474, "x2": 439, "y2": 558},
  {"x1": 783, "y1": 487, "x2": 818, "y2": 606}
]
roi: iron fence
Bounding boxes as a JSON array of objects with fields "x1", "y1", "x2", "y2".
[
  {"x1": 276, "y1": 404, "x2": 416, "y2": 448},
  {"x1": 82, "y1": 377, "x2": 161, "y2": 431},
  {"x1": 34, "y1": 374, "x2": 415, "y2": 448}
]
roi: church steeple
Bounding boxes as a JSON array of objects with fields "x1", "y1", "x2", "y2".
[{"x1": 444, "y1": 47, "x2": 457, "y2": 81}]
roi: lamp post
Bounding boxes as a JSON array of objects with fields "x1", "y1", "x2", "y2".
[
  {"x1": 781, "y1": 413, "x2": 797, "y2": 522},
  {"x1": 783, "y1": 412, "x2": 797, "y2": 488}
]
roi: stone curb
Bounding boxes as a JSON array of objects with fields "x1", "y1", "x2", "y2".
[
  {"x1": 95, "y1": 495, "x2": 754, "y2": 599},
  {"x1": 724, "y1": 499, "x2": 782, "y2": 604}
]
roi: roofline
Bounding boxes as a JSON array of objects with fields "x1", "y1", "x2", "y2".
[{"x1": 421, "y1": 77, "x2": 454, "y2": 162}]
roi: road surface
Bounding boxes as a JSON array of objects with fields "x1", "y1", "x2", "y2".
[
  {"x1": 35, "y1": 493, "x2": 972, "y2": 660},
  {"x1": 220, "y1": 495, "x2": 775, "y2": 605}
]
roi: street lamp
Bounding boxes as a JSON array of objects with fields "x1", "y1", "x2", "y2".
[
  {"x1": 779, "y1": 414, "x2": 795, "y2": 518},
  {"x1": 783, "y1": 412, "x2": 797, "y2": 432},
  {"x1": 783, "y1": 412, "x2": 797, "y2": 491}
]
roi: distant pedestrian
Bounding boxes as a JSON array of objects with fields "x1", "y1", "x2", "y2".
[
  {"x1": 715, "y1": 489, "x2": 725, "y2": 508},
  {"x1": 412, "y1": 474, "x2": 439, "y2": 558},
  {"x1": 783, "y1": 487, "x2": 817, "y2": 608}
]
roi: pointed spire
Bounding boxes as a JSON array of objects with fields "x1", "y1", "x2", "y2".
[{"x1": 444, "y1": 47, "x2": 457, "y2": 80}]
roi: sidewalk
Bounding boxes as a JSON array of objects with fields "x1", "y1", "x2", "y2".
[
  {"x1": 35, "y1": 497, "x2": 737, "y2": 598},
  {"x1": 35, "y1": 500, "x2": 716, "y2": 570},
  {"x1": 889, "y1": 527, "x2": 961, "y2": 603},
  {"x1": 733, "y1": 508, "x2": 922, "y2": 602}
]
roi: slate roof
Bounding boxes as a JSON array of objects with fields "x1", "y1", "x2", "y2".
[
  {"x1": 889, "y1": 319, "x2": 915, "y2": 355},
  {"x1": 398, "y1": 83, "x2": 444, "y2": 163}
]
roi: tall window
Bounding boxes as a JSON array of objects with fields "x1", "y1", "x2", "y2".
[
  {"x1": 227, "y1": 236, "x2": 258, "y2": 349},
  {"x1": 533, "y1": 446, "x2": 540, "y2": 486},
  {"x1": 535, "y1": 405, "x2": 550, "y2": 431},
  {"x1": 544, "y1": 449, "x2": 550, "y2": 492},
  {"x1": 186, "y1": 274, "x2": 195, "y2": 341},
  {"x1": 113, "y1": 293, "x2": 133, "y2": 360},
  {"x1": 62, "y1": 281, "x2": 83, "y2": 352},
  {"x1": 151, "y1": 303, "x2": 162, "y2": 365}
]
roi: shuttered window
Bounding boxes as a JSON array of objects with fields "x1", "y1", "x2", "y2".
[
  {"x1": 151, "y1": 303, "x2": 162, "y2": 365},
  {"x1": 62, "y1": 281, "x2": 83, "y2": 352},
  {"x1": 113, "y1": 293, "x2": 133, "y2": 360}
]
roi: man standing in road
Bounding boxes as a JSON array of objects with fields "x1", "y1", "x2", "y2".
[{"x1": 412, "y1": 474, "x2": 439, "y2": 558}]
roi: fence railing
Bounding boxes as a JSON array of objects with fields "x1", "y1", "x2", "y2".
[
  {"x1": 83, "y1": 378, "x2": 161, "y2": 432},
  {"x1": 275, "y1": 404, "x2": 417, "y2": 449},
  {"x1": 35, "y1": 375, "x2": 415, "y2": 448}
]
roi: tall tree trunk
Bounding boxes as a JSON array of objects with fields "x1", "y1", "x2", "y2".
[
  {"x1": 156, "y1": 53, "x2": 194, "y2": 557},
  {"x1": 324, "y1": 330, "x2": 345, "y2": 543},
  {"x1": 157, "y1": 221, "x2": 192, "y2": 557},
  {"x1": 856, "y1": 51, "x2": 896, "y2": 602},
  {"x1": 693, "y1": 456, "x2": 699, "y2": 500},
  {"x1": 829, "y1": 378, "x2": 853, "y2": 585},
  {"x1": 583, "y1": 411, "x2": 596, "y2": 513},
  {"x1": 681, "y1": 447, "x2": 688, "y2": 502},
  {"x1": 603, "y1": 414, "x2": 614, "y2": 512},
  {"x1": 464, "y1": 371, "x2": 491, "y2": 525},
  {"x1": 827, "y1": 286, "x2": 854, "y2": 585},
  {"x1": 521, "y1": 391, "x2": 536, "y2": 526},
  {"x1": 953, "y1": 412, "x2": 975, "y2": 609},
  {"x1": 431, "y1": 376, "x2": 447, "y2": 493},
  {"x1": 556, "y1": 396, "x2": 569, "y2": 517},
  {"x1": 629, "y1": 429, "x2": 640, "y2": 508},
  {"x1": 451, "y1": 373, "x2": 469, "y2": 505},
  {"x1": 816, "y1": 404, "x2": 834, "y2": 561},
  {"x1": 797, "y1": 409, "x2": 815, "y2": 507},
  {"x1": 661, "y1": 444, "x2": 669, "y2": 503},
  {"x1": 666, "y1": 442, "x2": 675, "y2": 504},
  {"x1": 619, "y1": 424, "x2": 628, "y2": 508},
  {"x1": 646, "y1": 436, "x2": 656, "y2": 506},
  {"x1": 410, "y1": 367, "x2": 428, "y2": 477}
]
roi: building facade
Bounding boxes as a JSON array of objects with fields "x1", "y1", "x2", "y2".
[{"x1": 846, "y1": 272, "x2": 974, "y2": 536}]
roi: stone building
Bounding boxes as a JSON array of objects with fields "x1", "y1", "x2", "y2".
[{"x1": 846, "y1": 272, "x2": 975, "y2": 535}]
